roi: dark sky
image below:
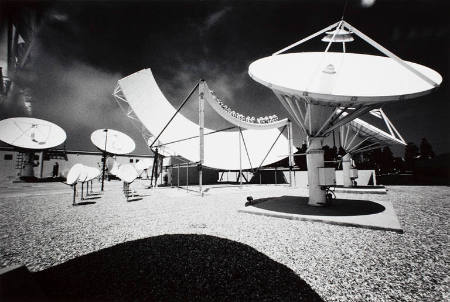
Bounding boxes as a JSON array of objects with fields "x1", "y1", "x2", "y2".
[{"x1": 1, "y1": 0, "x2": 449, "y2": 156}]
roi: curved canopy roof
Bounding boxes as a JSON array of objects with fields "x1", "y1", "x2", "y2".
[
  {"x1": 249, "y1": 52, "x2": 442, "y2": 106},
  {"x1": 116, "y1": 69, "x2": 294, "y2": 170},
  {"x1": 0, "y1": 117, "x2": 66, "y2": 150}
]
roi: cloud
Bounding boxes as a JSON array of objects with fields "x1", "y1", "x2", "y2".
[
  {"x1": 361, "y1": 0, "x2": 376, "y2": 8},
  {"x1": 205, "y1": 7, "x2": 232, "y2": 30}
]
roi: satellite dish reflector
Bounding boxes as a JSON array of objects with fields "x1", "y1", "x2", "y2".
[
  {"x1": 0, "y1": 117, "x2": 67, "y2": 149},
  {"x1": 90, "y1": 129, "x2": 135, "y2": 154},
  {"x1": 106, "y1": 157, "x2": 116, "y2": 170},
  {"x1": 135, "y1": 158, "x2": 152, "y2": 171},
  {"x1": 66, "y1": 163, "x2": 84, "y2": 185},
  {"x1": 86, "y1": 167, "x2": 101, "y2": 181},
  {"x1": 117, "y1": 164, "x2": 138, "y2": 183},
  {"x1": 249, "y1": 52, "x2": 442, "y2": 105},
  {"x1": 107, "y1": 158, "x2": 121, "y2": 176},
  {"x1": 78, "y1": 166, "x2": 89, "y2": 183}
]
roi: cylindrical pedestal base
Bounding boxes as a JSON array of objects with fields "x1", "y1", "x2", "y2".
[
  {"x1": 342, "y1": 153, "x2": 353, "y2": 188},
  {"x1": 306, "y1": 139, "x2": 326, "y2": 206}
]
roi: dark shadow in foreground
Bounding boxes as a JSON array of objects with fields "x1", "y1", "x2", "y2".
[
  {"x1": 32, "y1": 234, "x2": 324, "y2": 301},
  {"x1": 253, "y1": 196, "x2": 385, "y2": 216}
]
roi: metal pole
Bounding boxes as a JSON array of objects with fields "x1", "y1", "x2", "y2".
[
  {"x1": 239, "y1": 128, "x2": 242, "y2": 187},
  {"x1": 101, "y1": 129, "x2": 108, "y2": 191},
  {"x1": 177, "y1": 164, "x2": 180, "y2": 188},
  {"x1": 39, "y1": 151, "x2": 44, "y2": 178},
  {"x1": 288, "y1": 121, "x2": 294, "y2": 187},
  {"x1": 149, "y1": 81, "x2": 200, "y2": 149},
  {"x1": 81, "y1": 182, "x2": 84, "y2": 200},
  {"x1": 199, "y1": 80, "x2": 205, "y2": 194},
  {"x1": 73, "y1": 184, "x2": 76, "y2": 205},
  {"x1": 186, "y1": 162, "x2": 189, "y2": 192},
  {"x1": 275, "y1": 167, "x2": 277, "y2": 184}
]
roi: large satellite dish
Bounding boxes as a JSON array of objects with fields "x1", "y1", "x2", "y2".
[
  {"x1": 248, "y1": 20, "x2": 442, "y2": 206},
  {"x1": 249, "y1": 52, "x2": 441, "y2": 104},
  {"x1": 339, "y1": 109, "x2": 406, "y2": 187},
  {"x1": 90, "y1": 129, "x2": 135, "y2": 155},
  {"x1": 249, "y1": 52, "x2": 442, "y2": 104},
  {"x1": 0, "y1": 117, "x2": 66, "y2": 149}
]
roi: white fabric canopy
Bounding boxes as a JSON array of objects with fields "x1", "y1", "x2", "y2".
[{"x1": 117, "y1": 69, "x2": 294, "y2": 170}]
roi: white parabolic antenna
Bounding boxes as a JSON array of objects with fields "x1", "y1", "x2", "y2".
[
  {"x1": 106, "y1": 157, "x2": 121, "y2": 176},
  {"x1": 91, "y1": 129, "x2": 135, "y2": 155},
  {"x1": 0, "y1": 117, "x2": 67, "y2": 149},
  {"x1": 249, "y1": 20, "x2": 442, "y2": 205},
  {"x1": 66, "y1": 163, "x2": 84, "y2": 185},
  {"x1": 249, "y1": 52, "x2": 442, "y2": 104},
  {"x1": 339, "y1": 109, "x2": 407, "y2": 187},
  {"x1": 86, "y1": 167, "x2": 101, "y2": 181},
  {"x1": 135, "y1": 158, "x2": 153, "y2": 171},
  {"x1": 77, "y1": 166, "x2": 89, "y2": 183},
  {"x1": 117, "y1": 164, "x2": 138, "y2": 183}
]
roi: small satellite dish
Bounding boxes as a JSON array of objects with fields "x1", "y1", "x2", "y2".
[
  {"x1": 86, "y1": 167, "x2": 101, "y2": 181},
  {"x1": 117, "y1": 163, "x2": 138, "y2": 183},
  {"x1": 109, "y1": 159, "x2": 121, "y2": 176},
  {"x1": 135, "y1": 158, "x2": 152, "y2": 171},
  {"x1": 78, "y1": 166, "x2": 89, "y2": 183},
  {"x1": 66, "y1": 163, "x2": 84, "y2": 185},
  {"x1": 0, "y1": 117, "x2": 66, "y2": 149},
  {"x1": 106, "y1": 157, "x2": 115, "y2": 171},
  {"x1": 91, "y1": 129, "x2": 135, "y2": 154}
]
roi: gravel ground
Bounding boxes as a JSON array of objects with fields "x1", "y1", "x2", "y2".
[
  {"x1": 35, "y1": 234, "x2": 323, "y2": 301},
  {"x1": 0, "y1": 181, "x2": 449, "y2": 301}
]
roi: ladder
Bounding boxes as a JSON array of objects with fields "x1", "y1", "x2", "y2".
[{"x1": 15, "y1": 152, "x2": 24, "y2": 175}]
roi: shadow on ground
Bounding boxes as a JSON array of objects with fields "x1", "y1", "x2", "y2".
[
  {"x1": 252, "y1": 196, "x2": 385, "y2": 216},
  {"x1": 30, "y1": 234, "x2": 323, "y2": 301},
  {"x1": 126, "y1": 197, "x2": 143, "y2": 202},
  {"x1": 82, "y1": 196, "x2": 102, "y2": 200},
  {"x1": 73, "y1": 201, "x2": 96, "y2": 206}
]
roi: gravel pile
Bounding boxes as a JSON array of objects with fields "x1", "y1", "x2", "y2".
[{"x1": 0, "y1": 181, "x2": 449, "y2": 301}]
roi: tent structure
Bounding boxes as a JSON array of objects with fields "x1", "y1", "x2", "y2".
[{"x1": 113, "y1": 69, "x2": 296, "y2": 192}]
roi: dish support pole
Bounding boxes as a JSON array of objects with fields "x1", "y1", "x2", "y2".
[
  {"x1": 199, "y1": 80, "x2": 205, "y2": 195},
  {"x1": 306, "y1": 137, "x2": 326, "y2": 206}
]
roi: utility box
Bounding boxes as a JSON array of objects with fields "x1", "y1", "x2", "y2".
[
  {"x1": 318, "y1": 167, "x2": 336, "y2": 186},
  {"x1": 350, "y1": 168, "x2": 358, "y2": 179}
]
